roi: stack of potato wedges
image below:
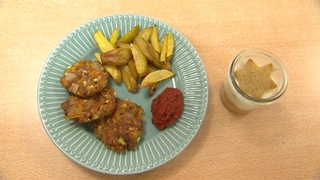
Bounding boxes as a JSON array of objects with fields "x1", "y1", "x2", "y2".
[{"x1": 93, "y1": 25, "x2": 175, "y2": 96}]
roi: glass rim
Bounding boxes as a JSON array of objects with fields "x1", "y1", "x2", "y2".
[{"x1": 229, "y1": 48, "x2": 288, "y2": 104}]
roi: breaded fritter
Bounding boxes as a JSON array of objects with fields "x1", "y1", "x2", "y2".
[
  {"x1": 93, "y1": 99, "x2": 144, "y2": 152},
  {"x1": 61, "y1": 87, "x2": 117, "y2": 123},
  {"x1": 60, "y1": 60, "x2": 109, "y2": 97}
]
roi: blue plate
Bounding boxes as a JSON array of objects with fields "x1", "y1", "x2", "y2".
[{"x1": 38, "y1": 14, "x2": 208, "y2": 174}]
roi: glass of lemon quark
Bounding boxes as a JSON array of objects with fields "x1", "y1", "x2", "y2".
[{"x1": 220, "y1": 48, "x2": 288, "y2": 114}]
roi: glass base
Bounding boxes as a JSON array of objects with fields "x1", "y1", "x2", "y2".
[{"x1": 219, "y1": 85, "x2": 252, "y2": 114}]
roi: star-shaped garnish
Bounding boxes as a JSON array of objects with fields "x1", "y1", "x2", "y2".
[{"x1": 234, "y1": 59, "x2": 277, "y2": 99}]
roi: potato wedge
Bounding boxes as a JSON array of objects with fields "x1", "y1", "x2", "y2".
[
  {"x1": 160, "y1": 34, "x2": 168, "y2": 63},
  {"x1": 130, "y1": 43, "x2": 148, "y2": 78},
  {"x1": 93, "y1": 30, "x2": 114, "y2": 52},
  {"x1": 136, "y1": 27, "x2": 153, "y2": 42},
  {"x1": 119, "y1": 25, "x2": 140, "y2": 43},
  {"x1": 127, "y1": 58, "x2": 138, "y2": 80},
  {"x1": 147, "y1": 64, "x2": 158, "y2": 74},
  {"x1": 148, "y1": 82, "x2": 159, "y2": 96},
  {"x1": 95, "y1": 53, "x2": 122, "y2": 84},
  {"x1": 134, "y1": 37, "x2": 161, "y2": 67},
  {"x1": 166, "y1": 32, "x2": 174, "y2": 61},
  {"x1": 150, "y1": 26, "x2": 161, "y2": 54},
  {"x1": 100, "y1": 48, "x2": 132, "y2": 66},
  {"x1": 104, "y1": 65, "x2": 122, "y2": 84},
  {"x1": 120, "y1": 65, "x2": 138, "y2": 93},
  {"x1": 140, "y1": 69, "x2": 175, "y2": 88},
  {"x1": 93, "y1": 31, "x2": 122, "y2": 83},
  {"x1": 161, "y1": 61, "x2": 171, "y2": 70},
  {"x1": 110, "y1": 28, "x2": 119, "y2": 47},
  {"x1": 115, "y1": 42, "x2": 131, "y2": 49},
  {"x1": 95, "y1": 53, "x2": 102, "y2": 64}
]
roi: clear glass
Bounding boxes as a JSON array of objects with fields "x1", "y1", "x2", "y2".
[{"x1": 220, "y1": 48, "x2": 288, "y2": 114}]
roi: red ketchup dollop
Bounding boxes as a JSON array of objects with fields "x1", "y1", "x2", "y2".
[{"x1": 151, "y1": 88, "x2": 184, "y2": 130}]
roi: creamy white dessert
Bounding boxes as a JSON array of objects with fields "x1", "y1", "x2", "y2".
[{"x1": 220, "y1": 49, "x2": 288, "y2": 114}]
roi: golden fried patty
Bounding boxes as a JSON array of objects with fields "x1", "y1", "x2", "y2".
[
  {"x1": 60, "y1": 60, "x2": 109, "y2": 98},
  {"x1": 93, "y1": 99, "x2": 144, "y2": 152},
  {"x1": 61, "y1": 87, "x2": 116, "y2": 123}
]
